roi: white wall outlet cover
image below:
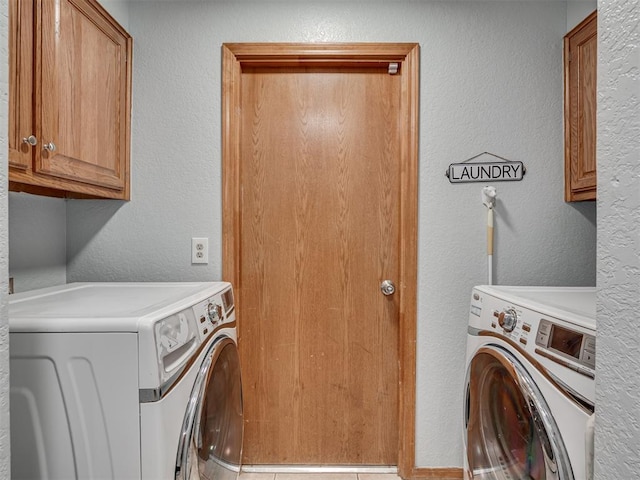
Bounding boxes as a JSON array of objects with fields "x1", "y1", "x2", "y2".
[{"x1": 191, "y1": 237, "x2": 209, "y2": 264}]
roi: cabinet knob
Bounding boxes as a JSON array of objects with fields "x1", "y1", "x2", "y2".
[
  {"x1": 43, "y1": 142, "x2": 56, "y2": 152},
  {"x1": 22, "y1": 135, "x2": 37, "y2": 146}
]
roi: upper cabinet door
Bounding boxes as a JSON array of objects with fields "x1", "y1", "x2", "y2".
[
  {"x1": 38, "y1": 0, "x2": 131, "y2": 194},
  {"x1": 564, "y1": 11, "x2": 597, "y2": 202},
  {"x1": 8, "y1": 0, "x2": 35, "y2": 171}
]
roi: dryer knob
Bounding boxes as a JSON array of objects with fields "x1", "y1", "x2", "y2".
[
  {"x1": 207, "y1": 302, "x2": 223, "y2": 325},
  {"x1": 498, "y1": 308, "x2": 518, "y2": 332}
]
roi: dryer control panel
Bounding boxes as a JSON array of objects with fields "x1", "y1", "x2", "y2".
[
  {"x1": 192, "y1": 287, "x2": 234, "y2": 342},
  {"x1": 152, "y1": 285, "x2": 236, "y2": 391}
]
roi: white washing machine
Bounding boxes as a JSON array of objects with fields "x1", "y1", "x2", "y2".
[
  {"x1": 9, "y1": 282, "x2": 243, "y2": 480},
  {"x1": 463, "y1": 285, "x2": 596, "y2": 480}
]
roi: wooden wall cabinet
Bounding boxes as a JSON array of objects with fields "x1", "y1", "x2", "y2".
[
  {"x1": 9, "y1": 0, "x2": 132, "y2": 200},
  {"x1": 564, "y1": 11, "x2": 597, "y2": 202}
]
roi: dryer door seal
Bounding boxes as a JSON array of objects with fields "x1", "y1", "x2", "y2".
[
  {"x1": 175, "y1": 336, "x2": 244, "y2": 480},
  {"x1": 465, "y1": 345, "x2": 573, "y2": 480}
]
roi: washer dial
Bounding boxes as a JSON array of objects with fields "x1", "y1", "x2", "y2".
[{"x1": 498, "y1": 308, "x2": 518, "y2": 332}]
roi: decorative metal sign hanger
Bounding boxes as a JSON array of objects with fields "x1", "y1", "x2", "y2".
[{"x1": 445, "y1": 151, "x2": 526, "y2": 184}]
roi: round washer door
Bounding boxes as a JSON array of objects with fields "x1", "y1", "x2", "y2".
[
  {"x1": 464, "y1": 345, "x2": 573, "y2": 480},
  {"x1": 176, "y1": 337, "x2": 243, "y2": 480}
]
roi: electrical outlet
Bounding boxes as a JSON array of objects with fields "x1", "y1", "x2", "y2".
[{"x1": 191, "y1": 237, "x2": 209, "y2": 264}]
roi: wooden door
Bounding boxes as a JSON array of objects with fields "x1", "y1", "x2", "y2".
[
  {"x1": 223, "y1": 44, "x2": 418, "y2": 473},
  {"x1": 8, "y1": 0, "x2": 34, "y2": 171},
  {"x1": 38, "y1": 0, "x2": 130, "y2": 193}
]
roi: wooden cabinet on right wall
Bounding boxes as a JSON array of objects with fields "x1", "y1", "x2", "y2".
[{"x1": 564, "y1": 11, "x2": 597, "y2": 202}]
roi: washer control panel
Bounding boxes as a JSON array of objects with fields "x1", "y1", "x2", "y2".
[
  {"x1": 485, "y1": 307, "x2": 535, "y2": 348},
  {"x1": 536, "y1": 319, "x2": 596, "y2": 370},
  {"x1": 469, "y1": 286, "x2": 596, "y2": 381}
]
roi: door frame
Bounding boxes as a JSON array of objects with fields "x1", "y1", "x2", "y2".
[{"x1": 221, "y1": 43, "x2": 419, "y2": 477}]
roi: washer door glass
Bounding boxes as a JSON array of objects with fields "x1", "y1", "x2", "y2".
[
  {"x1": 176, "y1": 337, "x2": 243, "y2": 480},
  {"x1": 465, "y1": 346, "x2": 572, "y2": 480}
]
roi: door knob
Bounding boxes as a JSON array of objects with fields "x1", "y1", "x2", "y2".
[
  {"x1": 43, "y1": 142, "x2": 56, "y2": 152},
  {"x1": 380, "y1": 280, "x2": 396, "y2": 296},
  {"x1": 22, "y1": 135, "x2": 37, "y2": 146}
]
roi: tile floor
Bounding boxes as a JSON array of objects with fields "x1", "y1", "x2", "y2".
[{"x1": 239, "y1": 474, "x2": 402, "y2": 480}]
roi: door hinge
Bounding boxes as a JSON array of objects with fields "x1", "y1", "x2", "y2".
[{"x1": 388, "y1": 62, "x2": 399, "y2": 75}]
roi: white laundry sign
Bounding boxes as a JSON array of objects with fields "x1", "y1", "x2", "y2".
[{"x1": 447, "y1": 161, "x2": 525, "y2": 183}]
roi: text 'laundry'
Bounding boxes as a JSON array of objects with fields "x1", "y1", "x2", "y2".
[{"x1": 447, "y1": 161, "x2": 525, "y2": 183}]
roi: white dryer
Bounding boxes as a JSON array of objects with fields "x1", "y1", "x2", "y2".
[
  {"x1": 463, "y1": 285, "x2": 596, "y2": 480},
  {"x1": 9, "y1": 282, "x2": 243, "y2": 480}
]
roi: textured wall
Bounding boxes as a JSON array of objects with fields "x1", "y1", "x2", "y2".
[
  {"x1": 595, "y1": 0, "x2": 640, "y2": 478},
  {"x1": 100, "y1": 0, "x2": 129, "y2": 29},
  {"x1": 8, "y1": 194, "x2": 67, "y2": 293},
  {"x1": 0, "y1": 0, "x2": 10, "y2": 475},
  {"x1": 567, "y1": 0, "x2": 597, "y2": 30},
  {"x1": 64, "y1": 1, "x2": 597, "y2": 468}
]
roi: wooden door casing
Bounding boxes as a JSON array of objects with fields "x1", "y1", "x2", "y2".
[{"x1": 222, "y1": 43, "x2": 418, "y2": 476}]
